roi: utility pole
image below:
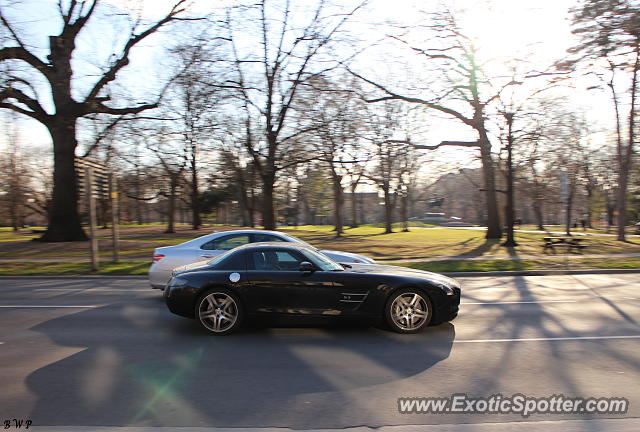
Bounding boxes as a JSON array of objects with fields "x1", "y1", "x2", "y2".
[
  {"x1": 85, "y1": 167, "x2": 99, "y2": 271},
  {"x1": 502, "y1": 112, "x2": 518, "y2": 247},
  {"x1": 110, "y1": 173, "x2": 120, "y2": 263}
]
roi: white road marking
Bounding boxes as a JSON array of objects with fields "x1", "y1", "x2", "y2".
[
  {"x1": 455, "y1": 335, "x2": 640, "y2": 343},
  {"x1": 35, "y1": 288, "x2": 151, "y2": 292},
  {"x1": 0, "y1": 305, "x2": 98, "y2": 308},
  {"x1": 461, "y1": 300, "x2": 577, "y2": 305}
]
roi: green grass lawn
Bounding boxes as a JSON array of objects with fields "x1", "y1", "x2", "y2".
[
  {"x1": 0, "y1": 261, "x2": 149, "y2": 275},
  {"x1": 279, "y1": 225, "x2": 640, "y2": 260},
  {"x1": 1, "y1": 223, "x2": 640, "y2": 275}
]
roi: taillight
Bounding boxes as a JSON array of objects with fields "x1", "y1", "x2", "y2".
[{"x1": 152, "y1": 254, "x2": 165, "y2": 262}]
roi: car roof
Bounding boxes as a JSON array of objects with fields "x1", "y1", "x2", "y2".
[
  {"x1": 205, "y1": 229, "x2": 286, "y2": 237},
  {"x1": 177, "y1": 229, "x2": 290, "y2": 246},
  {"x1": 233, "y1": 242, "x2": 314, "y2": 251}
]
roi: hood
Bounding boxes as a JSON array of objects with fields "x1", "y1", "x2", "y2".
[
  {"x1": 320, "y1": 249, "x2": 376, "y2": 264},
  {"x1": 172, "y1": 260, "x2": 210, "y2": 276},
  {"x1": 345, "y1": 263, "x2": 459, "y2": 286}
]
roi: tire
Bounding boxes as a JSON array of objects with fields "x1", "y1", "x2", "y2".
[
  {"x1": 385, "y1": 287, "x2": 433, "y2": 334},
  {"x1": 195, "y1": 289, "x2": 243, "y2": 335}
]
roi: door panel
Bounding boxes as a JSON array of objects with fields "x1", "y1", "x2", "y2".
[{"x1": 244, "y1": 249, "x2": 339, "y2": 315}]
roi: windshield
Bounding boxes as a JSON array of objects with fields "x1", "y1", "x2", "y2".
[{"x1": 301, "y1": 248, "x2": 343, "y2": 271}]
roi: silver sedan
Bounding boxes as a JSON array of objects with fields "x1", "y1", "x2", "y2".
[{"x1": 148, "y1": 229, "x2": 375, "y2": 288}]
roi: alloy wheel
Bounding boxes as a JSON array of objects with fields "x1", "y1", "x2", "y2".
[
  {"x1": 198, "y1": 292, "x2": 239, "y2": 333},
  {"x1": 390, "y1": 292, "x2": 429, "y2": 331}
]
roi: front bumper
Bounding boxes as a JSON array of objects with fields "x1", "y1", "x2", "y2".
[{"x1": 436, "y1": 286, "x2": 460, "y2": 321}]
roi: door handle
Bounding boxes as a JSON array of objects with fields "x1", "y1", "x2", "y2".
[{"x1": 201, "y1": 254, "x2": 214, "y2": 258}]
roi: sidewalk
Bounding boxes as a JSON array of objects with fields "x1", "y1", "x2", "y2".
[{"x1": 377, "y1": 252, "x2": 640, "y2": 263}]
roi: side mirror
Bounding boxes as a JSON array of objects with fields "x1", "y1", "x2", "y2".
[{"x1": 299, "y1": 261, "x2": 314, "y2": 272}]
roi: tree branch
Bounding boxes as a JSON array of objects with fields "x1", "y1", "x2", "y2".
[
  {"x1": 84, "y1": 101, "x2": 158, "y2": 115},
  {"x1": 84, "y1": 0, "x2": 188, "y2": 102},
  {"x1": 347, "y1": 67, "x2": 474, "y2": 126},
  {"x1": 0, "y1": 87, "x2": 49, "y2": 122},
  {"x1": 414, "y1": 140, "x2": 479, "y2": 150},
  {"x1": 0, "y1": 47, "x2": 52, "y2": 79}
]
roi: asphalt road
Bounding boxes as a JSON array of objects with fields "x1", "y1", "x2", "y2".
[{"x1": 0, "y1": 274, "x2": 639, "y2": 431}]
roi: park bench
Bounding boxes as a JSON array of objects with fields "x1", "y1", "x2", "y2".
[{"x1": 543, "y1": 236, "x2": 587, "y2": 253}]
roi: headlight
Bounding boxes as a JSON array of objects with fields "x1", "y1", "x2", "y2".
[
  {"x1": 438, "y1": 283, "x2": 455, "y2": 296},
  {"x1": 168, "y1": 277, "x2": 189, "y2": 288}
]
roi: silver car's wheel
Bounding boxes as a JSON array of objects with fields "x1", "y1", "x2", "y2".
[
  {"x1": 197, "y1": 291, "x2": 242, "y2": 335},
  {"x1": 386, "y1": 289, "x2": 432, "y2": 333}
]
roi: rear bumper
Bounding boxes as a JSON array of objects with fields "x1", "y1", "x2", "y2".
[{"x1": 149, "y1": 263, "x2": 172, "y2": 289}]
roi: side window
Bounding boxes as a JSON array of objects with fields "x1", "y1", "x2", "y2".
[
  {"x1": 251, "y1": 250, "x2": 304, "y2": 271},
  {"x1": 252, "y1": 233, "x2": 288, "y2": 243},
  {"x1": 213, "y1": 251, "x2": 246, "y2": 271},
  {"x1": 201, "y1": 234, "x2": 250, "y2": 251}
]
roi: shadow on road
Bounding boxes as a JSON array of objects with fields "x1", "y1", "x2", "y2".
[{"x1": 26, "y1": 299, "x2": 455, "y2": 427}]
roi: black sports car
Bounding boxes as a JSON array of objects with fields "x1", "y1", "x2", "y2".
[{"x1": 164, "y1": 242, "x2": 460, "y2": 335}]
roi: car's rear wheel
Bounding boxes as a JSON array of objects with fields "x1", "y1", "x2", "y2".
[
  {"x1": 385, "y1": 288, "x2": 432, "y2": 333},
  {"x1": 196, "y1": 290, "x2": 243, "y2": 335}
]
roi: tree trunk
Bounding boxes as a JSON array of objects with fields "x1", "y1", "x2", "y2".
[
  {"x1": 478, "y1": 129, "x2": 502, "y2": 239},
  {"x1": 190, "y1": 152, "x2": 201, "y2": 230},
  {"x1": 38, "y1": 119, "x2": 88, "y2": 242},
  {"x1": 401, "y1": 193, "x2": 409, "y2": 232},
  {"x1": 565, "y1": 182, "x2": 574, "y2": 236},
  {"x1": 165, "y1": 176, "x2": 178, "y2": 234},
  {"x1": 383, "y1": 186, "x2": 393, "y2": 234},
  {"x1": 616, "y1": 168, "x2": 630, "y2": 241},
  {"x1": 350, "y1": 182, "x2": 359, "y2": 228},
  {"x1": 532, "y1": 198, "x2": 545, "y2": 231},
  {"x1": 331, "y1": 170, "x2": 344, "y2": 237},
  {"x1": 249, "y1": 187, "x2": 256, "y2": 227},
  {"x1": 262, "y1": 171, "x2": 276, "y2": 230},
  {"x1": 616, "y1": 43, "x2": 639, "y2": 241}
]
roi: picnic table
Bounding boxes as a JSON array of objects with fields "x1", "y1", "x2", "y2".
[{"x1": 543, "y1": 236, "x2": 587, "y2": 253}]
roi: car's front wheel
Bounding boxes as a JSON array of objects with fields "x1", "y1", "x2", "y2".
[
  {"x1": 196, "y1": 289, "x2": 243, "y2": 335},
  {"x1": 385, "y1": 288, "x2": 432, "y2": 333}
]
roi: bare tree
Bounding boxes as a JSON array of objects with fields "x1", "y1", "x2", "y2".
[
  {"x1": 565, "y1": 0, "x2": 640, "y2": 240},
  {"x1": 165, "y1": 43, "x2": 222, "y2": 230},
  {"x1": 349, "y1": 8, "x2": 506, "y2": 239},
  {"x1": 362, "y1": 103, "x2": 415, "y2": 234},
  {"x1": 144, "y1": 127, "x2": 187, "y2": 233},
  {"x1": 0, "y1": 0, "x2": 193, "y2": 241},
  {"x1": 217, "y1": 0, "x2": 365, "y2": 230},
  {"x1": 299, "y1": 76, "x2": 367, "y2": 236},
  {"x1": 0, "y1": 113, "x2": 30, "y2": 230}
]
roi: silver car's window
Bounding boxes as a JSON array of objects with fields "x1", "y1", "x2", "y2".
[
  {"x1": 201, "y1": 234, "x2": 250, "y2": 251},
  {"x1": 251, "y1": 250, "x2": 303, "y2": 271},
  {"x1": 279, "y1": 233, "x2": 312, "y2": 247},
  {"x1": 253, "y1": 233, "x2": 287, "y2": 243}
]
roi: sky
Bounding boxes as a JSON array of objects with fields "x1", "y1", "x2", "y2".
[{"x1": 1, "y1": 0, "x2": 612, "y2": 178}]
